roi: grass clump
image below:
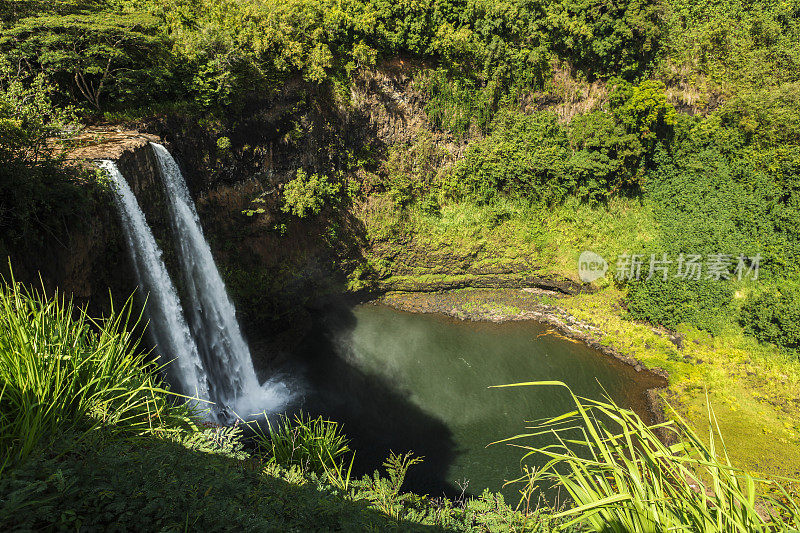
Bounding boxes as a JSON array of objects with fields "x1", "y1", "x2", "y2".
[
  {"x1": 495, "y1": 381, "x2": 800, "y2": 532},
  {"x1": 255, "y1": 411, "x2": 351, "y2": 475},
  {"x1": 0, "y1": 278, "x2": 192, "y2": 471}
]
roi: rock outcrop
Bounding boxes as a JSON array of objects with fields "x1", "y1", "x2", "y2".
[{"x1": 7, "y1": 130, "x2": 167, "y2": 315}]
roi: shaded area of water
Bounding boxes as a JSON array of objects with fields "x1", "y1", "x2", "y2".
[{"x1": 290, "y1": 302, "x2": 664, "y2": 501}]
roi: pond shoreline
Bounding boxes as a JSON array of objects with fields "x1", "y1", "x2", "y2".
[{"x1": 372, "y1": 288, "x2": 670, "y2": 428}]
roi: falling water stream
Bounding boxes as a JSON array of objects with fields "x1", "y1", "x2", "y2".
[
  {"x1": 102, "y1": 149, "x2": 290, "y2": 422},
  {"x1": 100, "y1": 160, "x2": 210, "y2": 403},
  {"x1": 150, "y1": 143, "x2": 290, "y2": 420}
]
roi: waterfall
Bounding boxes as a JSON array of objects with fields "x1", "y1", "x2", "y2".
[
  {"x1": 150, "y1": 143, "x2": 289, "y2": 420},
  {"x1": 100, "y1": 160, "x2": 210, "y2": 404}
]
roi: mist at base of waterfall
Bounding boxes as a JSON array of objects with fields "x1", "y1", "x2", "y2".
[
  {"x1": 151, "y1": 142, "x2": 293, "y2": 422},
  {"x1": 218, "y1": 379, "x2": 296, "y2": 423}
]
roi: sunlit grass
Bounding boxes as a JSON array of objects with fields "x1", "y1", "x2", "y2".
[
  {"x1": 359, "y1": 194, "x2": 658, "y2": 278},
  {"x1": 0, "y1": 277, "x2": 194, "y2": 472},
  {"x1": 494, "y1": 381, "x2": 800, "y2": 532},
  {"x1": 559, "y1": 286, "x2": 800, "y2": 482}
]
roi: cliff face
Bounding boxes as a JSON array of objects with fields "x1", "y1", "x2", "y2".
[
  {"x1": 11, "y1": 62, "x2": 579, "y2": 353},
  {"x1": 5, "y1": 132, "x2": 171, "y2": 317},
  {"x1": 82, "y1": 63, "x2": 572, "y2": 328},
  {"x1": 3, "y1": 199, "x2": 128, "y2": 315},
  {"x1": 128, "y1": 67, "x2": 431, "y2": 335},
  {"x1": 114, "y1": 134, "x2": 172, "y2": 241}
]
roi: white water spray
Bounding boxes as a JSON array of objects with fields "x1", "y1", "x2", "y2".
[
  {"x1": 150, "y1": 143, "x2": 290, "y2": 420},
  {"x1": 100, "y1": 160, "x2": 210, "y2": 404}
]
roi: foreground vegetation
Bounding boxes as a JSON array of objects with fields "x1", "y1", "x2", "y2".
[
  {"x1": 497, "y1": 382, "x2": 800, "y2": 532},
  {"x1": 3, "y1": 284, "x2": 800, "y2": 531},
  {"x1": 0, "y1": 282, "x2": 552, "y2": 531},
  {"x1": 0, "y1": 278, "x2": 193, "y2": 473}
]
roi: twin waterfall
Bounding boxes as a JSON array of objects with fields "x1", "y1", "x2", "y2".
[
  {"x1": 101, "y1": 144, "x2": 289, "y2": 422},
  {"x1": 100, "y1": 160, "x2": 209, "y2": 404}
]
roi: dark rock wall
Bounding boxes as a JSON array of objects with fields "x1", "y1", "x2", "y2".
[
  {"x1": 6, "y1": 192, "x2": 134, "y2": 316},
  {"x1": 3, "y1": 137, "x2": 174, "y2": 319}
]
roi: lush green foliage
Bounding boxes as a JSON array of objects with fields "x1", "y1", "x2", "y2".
[
  {"x1": 0, "y1": 281, "x2": 557, "y2": 530},
  {"x1": 0, "y1": 57, "x2": 73, "y2": 163},
  {"x1": 625, "y1": 277, "x2": 733, "y2": 333},
  {"x1": 546, "y1": 0, "x2": 664, "y2": 79},
  {"x1": 663, "y1": 0, "x2": 800, "y2": 93},
  {"x1": 444, "y1": 79, "x2": 676, "y2": 205},
  {"x1": 0, "y1": 0, "x2": 670, "y2": 119},
  {"x1": 0, "y1": 57, "x2": 93, "y2": 246},
  {"x1": 255, "y1": 411, "x2": 351, "y2": 475},
  {"x1": 741, "y1": 288, "x2": 800, "y2": 351},
  {"x1": 0, "y1": 279, "x2": 192, "y2": 471},
  {"x1": 496, "y1": 381, "x2": 800, "y2": 531},
  {"x1": 448, "y1": 111, "x2": 570, "y2": 204},
  {"x1": 1, "y1": 1, "x2": 176, "y2": 111},
  {"x1": 281, "y1": 169, "x2": 342, "y2": 218}
]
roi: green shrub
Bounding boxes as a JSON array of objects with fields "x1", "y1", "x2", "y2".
[
  {"x1": 566, "y1": 111, "x2": 646, "y2": 200},
  {"x1": 447, "y1": 111, "x2": 570, "y2": 204},
  {"x1": 381, "y1": 132, "x2": 450, "y2": 208},
  {"x1": 625, "y1": 277, "x2": 733, "y2": 333},
  {"x1": 417, "y1": 69, "x2": 500, "y2": 138},
  {"x1": 354, "y1": 451, "x2": 424, "y2": 520},
  {"x1": 419, "y1": 195, "x2": 441, "y2": 217},
  {"x1": 255, "y1": 412, "x2": 351, "y2": 475},
  {"x1": 717, "y1": 83, "x2": 800, "y2": 148},
  {"x1": 740, "y1": 288, "x2": 800, "y2": 351},
  {"x1": 609, "y1": 79, "x2": 677, "y2": 154},
  {"x1": 546, "y1": 0, "x2": 665, "y2": 79},
  {"x1": 281, "y1": 169, "x2": 341, "y2": 218},
  {"x1": 447, "y1": 81, "x2": 676, "y2": 206},
  {"x1": 215, "y1": 135, "x2": 232, "y2": 151}
]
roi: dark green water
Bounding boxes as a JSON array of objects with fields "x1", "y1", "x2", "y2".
[{"x1": 293, "y1": 303, "x2": 663, "y2": 500}]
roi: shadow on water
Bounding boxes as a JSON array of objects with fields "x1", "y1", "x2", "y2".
[
  {"x1": 260, "y1": 299, "x2": 666, "y2": 503},
  {"x1": 285, "y1": 300, "x2": 463, "y2": 499}
]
